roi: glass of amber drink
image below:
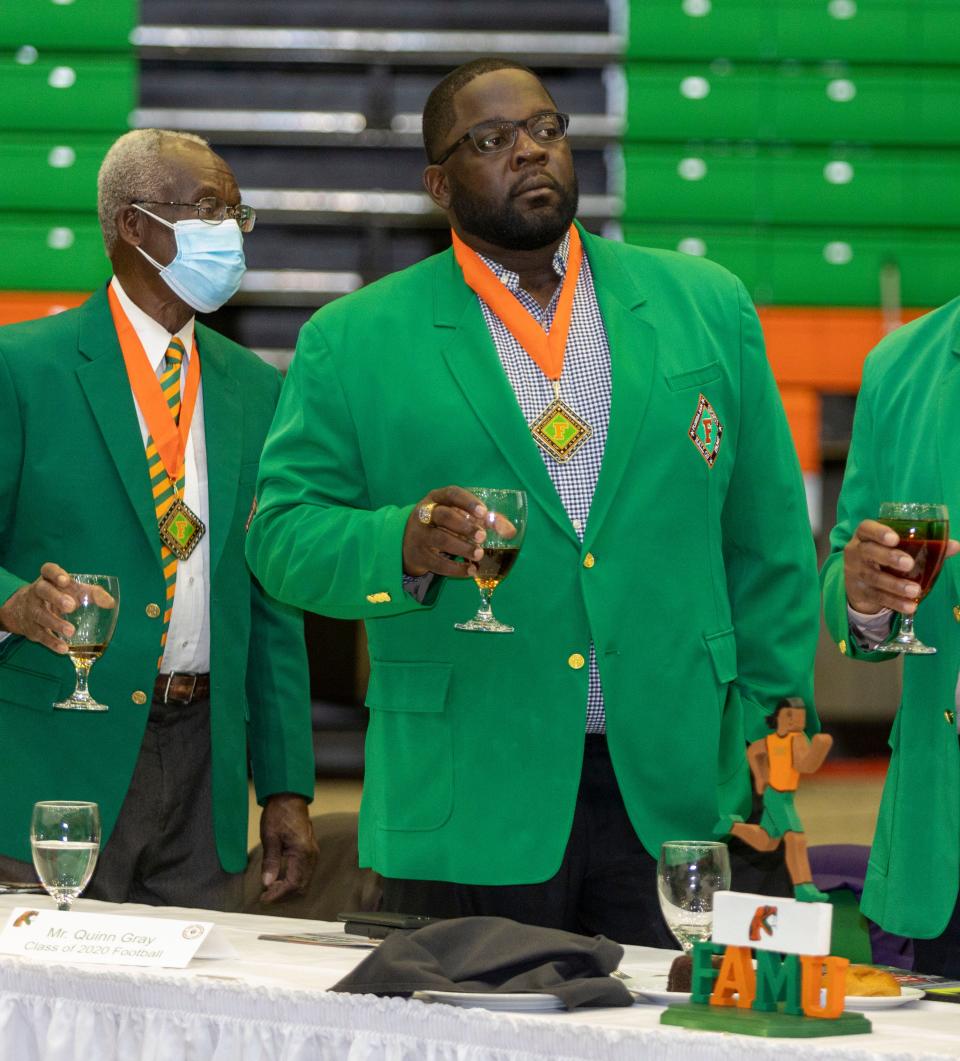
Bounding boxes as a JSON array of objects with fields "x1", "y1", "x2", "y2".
[
  {"x1": 53, "y1": 574, "x2": 120, "y2": 710},
  {"x1": 873, "y1": 502, "x2": 949, "y2": 655},
  {"x1": 454, "y1": 488, "x2": 527, "y2": 634}
]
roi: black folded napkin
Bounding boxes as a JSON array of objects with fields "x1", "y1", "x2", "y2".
[{"x1": 331, "y1": 915, "x2": 634, "y2": 1010}]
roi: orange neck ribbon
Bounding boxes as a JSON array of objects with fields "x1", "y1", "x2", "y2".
[
  {"x1": 108, "y1": 285, "x2": 200, "y2": 484},
  {"x1": 451, "y1": 224, "x2": 583, "y2": 382}
]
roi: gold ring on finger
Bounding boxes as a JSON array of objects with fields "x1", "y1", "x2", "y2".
[{"x1": 417, "y1": 501, "x2": 437, "y2": 526}]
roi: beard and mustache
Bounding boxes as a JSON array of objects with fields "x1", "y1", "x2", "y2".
[{"x1": 447, "y1": 168, "x2": 579, "y2": 251}]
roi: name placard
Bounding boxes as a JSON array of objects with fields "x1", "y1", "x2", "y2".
[
  {"x1": 0, "y1": 907, "x2": 237, "y2": 968},
  {"x1": 712, "y1": 890, "x2": 832, "y2": 955}
]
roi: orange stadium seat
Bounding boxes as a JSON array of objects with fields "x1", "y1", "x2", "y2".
[{"x1": 0, "y1": 291, "x2": 89, "y2": 327}]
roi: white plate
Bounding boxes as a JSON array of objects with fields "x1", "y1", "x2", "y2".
[
  {"x1": 634, "y1": 986, "x2": 691, "y2": 1005},
  {"x1": 842, "y1": 987, "x2": 925, "y2": 1010},
  {"x1": 413, "y1": 990, "x2": 565, "y2": 1011}
]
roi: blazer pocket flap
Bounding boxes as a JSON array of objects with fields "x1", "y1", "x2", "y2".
[
  {"x1": 704, "y1": 628, "x2": 738, "y2": 684},
  {"x1": 665, "y1": 360, "x2": 721, "y2": 392},
  {"x1": 0, "y1": 662, "x2": 61, "y2": 712},
  {"x1": 366, "y1": 660, "x2": 452, "y2": 713}
]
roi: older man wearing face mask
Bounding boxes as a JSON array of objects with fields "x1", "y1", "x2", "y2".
[{"x1": 0, "y1": 128, "x2": 317, "y2": 910}]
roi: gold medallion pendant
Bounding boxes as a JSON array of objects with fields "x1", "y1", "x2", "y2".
[
  {"x1": 452, "y1": 225, "x2": 591, "y2": 463},
  {"x1": 530, "y1": 397, "x2": 593, "y2": 463},
  {"x1": 158, "y1": 496, "x2": 206, "y2": 561}
]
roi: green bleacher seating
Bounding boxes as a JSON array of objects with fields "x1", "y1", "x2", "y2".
[
  {"x1": 624, "y1": 145, "x2": 960, "y2": 227},
  {"x1": 622, "y1": 222, "x2": 960, "y2": 306},
  {"x1": 0, "y1": 218, "x2": 109, "y2": 290},
  {"x1": 0, "y1": 55, "x2": 137, "y2": 133},
  {"x1": 625, "y1": 63, "x2": 960, "y2": 145},
  {"x1": 0, "y1": 134, "x2": 115, "y2": 211},
  {"x1": 627, "y1": 0, "x2": 960, "y2": 65},
  {"x1": 1, "y1": 0, "x2": 137, "y2": 51}
]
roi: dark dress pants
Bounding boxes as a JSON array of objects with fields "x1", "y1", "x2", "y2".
[
  {"x1": 913, "y1": 889, "x2": 960, "y2": 976},
  {"x1": 382, "y1": 734, "x2": 791, "y2": 947},
  {"x1": 0, "y1": 695, "x2": 241, "y2": 911}
]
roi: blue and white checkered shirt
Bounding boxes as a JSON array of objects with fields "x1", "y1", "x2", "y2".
[{"x1": 476, "y1": 231, "x2": 611, "y2": 733}]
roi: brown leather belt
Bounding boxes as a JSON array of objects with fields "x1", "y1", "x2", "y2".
[{"x1": 154, "y1": 672, "x2": 210, "y2": 704}]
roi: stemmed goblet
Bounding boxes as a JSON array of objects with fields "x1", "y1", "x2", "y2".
[
  {"x1": 454, "y1": 488, "x2": 527, "y2": 634},
  {"x1": 30, "y1": 801, "x2": 100, "y2": 912},
  {"x1": 657, "y1": 840, "x2": 731, "y2": 953},
  {"x1": 53, "y1": 574, "x2": 120, "y2": 711},
  {"x1": 871, "y1": 502, "x2": 949, "y2": 655}
]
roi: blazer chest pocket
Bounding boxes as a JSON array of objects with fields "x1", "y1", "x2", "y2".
[
  {"x1": 665, "y1": 360, "x2": 721, "y2": 392},
  {"x1": 365, "y1": 660, "x2": 452, "y2": 713}
]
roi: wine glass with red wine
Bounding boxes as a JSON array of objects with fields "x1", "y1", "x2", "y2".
[
  {"x1": 872, "y1": 502, "x2": 949, "y2": 655},
  {"x1": 454, "y1": 488, "x2": 527, "y2": 633}
]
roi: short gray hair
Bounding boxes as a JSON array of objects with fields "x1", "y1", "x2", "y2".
[{"x1": 97, "y1": 128, "x2": 209, "y2": 254}]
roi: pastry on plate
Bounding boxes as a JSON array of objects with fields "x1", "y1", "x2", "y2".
[{"x1": 823, "y1": 964, "x2": 901, "y2": 997}]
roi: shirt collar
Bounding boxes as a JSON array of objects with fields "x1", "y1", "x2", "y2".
[
  {"x1": 478, "y1": 230, "x2": 571, "y2": 293},
  {"x1": 110, "y1": 276, "x2": 195, "y2": 374}
]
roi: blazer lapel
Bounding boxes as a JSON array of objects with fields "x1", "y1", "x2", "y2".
[
  {"x1": 75, "y1": 288, "x2": 158, "y2": 551},
  {"x1": 433, "y1": 251, "x2": 577, "y2": 542},
  {"x1": 196, "y1": 325, "x2": 241, "y2": 580},
  {"x1": 579, "y1": 229, "x2": 657, "y2": 547}
]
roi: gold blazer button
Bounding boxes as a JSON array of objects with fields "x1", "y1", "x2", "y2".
[
  {"x1": 145, "y1": 603, "x2": 161, "y2": 619},
  {"x1": 838, "y1": 639, "x2": 847, "y2": 655},
  {"x1": 568, "y1": 653, "x2": 586, "y2": 670},
  {"x1": 583, "y1": 553, "x2": 596, "y2": 569},
  {"x1": 131, "y1": 690, "x2": 147, "y2": 705},
  {"x1": 945, "y1": 710, "x2": 956, "y2": 726},
  {"x1": 953, "y1": 605, "x2": 960, "y2": 623}
]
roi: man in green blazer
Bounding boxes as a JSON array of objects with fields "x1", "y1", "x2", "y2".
[
  {"x1": 247, "y1": 60, "x2": 819, "y2": 942},
  {"x1": 821, "y1": 301, "x2": 960, "y2": 975},
  {"x1": 0, "y1": 129, "x2": 316, "y2": 909}
]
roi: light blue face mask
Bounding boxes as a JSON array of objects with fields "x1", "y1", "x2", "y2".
[{"x1": 134, "y1": 205, "x2": 246, "y2": 313}]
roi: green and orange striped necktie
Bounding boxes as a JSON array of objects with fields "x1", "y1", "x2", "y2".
[{"x1": 147, "y1": 336, "x2": 187, "y2": 665}]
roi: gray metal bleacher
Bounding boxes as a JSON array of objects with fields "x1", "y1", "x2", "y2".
[{"x1": 136, "y1": 0, "x2": 623, "y2": 369}]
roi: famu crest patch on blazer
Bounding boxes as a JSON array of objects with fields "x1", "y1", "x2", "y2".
[{"x1": 689, "y1": 393, "x2": 723, "y2": 467}]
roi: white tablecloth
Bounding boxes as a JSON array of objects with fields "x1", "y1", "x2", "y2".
[{"x1": 1, "y1": 895, "x2": 959, "y2": 1061}]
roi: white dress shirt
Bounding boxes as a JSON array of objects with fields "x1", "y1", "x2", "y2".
[{"x1": 111, "y1": 277, "x2": 210, "y2": 673}]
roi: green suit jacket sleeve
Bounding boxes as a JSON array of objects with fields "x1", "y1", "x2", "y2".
[
  {"x1": 247, "y1": 317, "x2": 427, "y2": 621},
  {"x1": 820, "y1": 358, "x2": 902, "y2": 662},
  {"x1": 243, "y1": 374, "x2": 315, "y2": 803}
]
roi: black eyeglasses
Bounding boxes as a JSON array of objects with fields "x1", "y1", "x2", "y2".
[
  {"x1": 431, "y1": 111, "x2": 570, "y2": 166},
  {"x1": 133, "y1": 197, "x2": 256, "y2": 232}
]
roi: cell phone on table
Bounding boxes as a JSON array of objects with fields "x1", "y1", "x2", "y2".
[
  {"x1": 337, "y1": 910, "x2": 441, "y2": 938},
  {"x1": 257, "y1": 931, "x2": 377, "y2": 948}
]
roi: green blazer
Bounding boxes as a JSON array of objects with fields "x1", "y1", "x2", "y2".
[
  {"x1": 247, "y1": 226, "x2": 820, "y2": 884},
  {"x1": 0, "y1": 286, "x2": 314, "y2": 872},
  {"x1": 821, "y1": 297, "x2": 960, "y2": 939}
]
